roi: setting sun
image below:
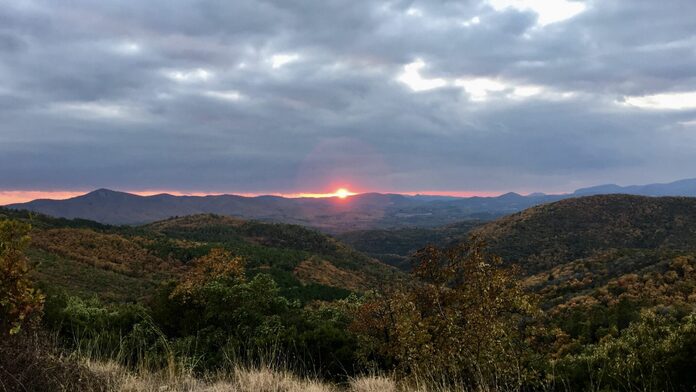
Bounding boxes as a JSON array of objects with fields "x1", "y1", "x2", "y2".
[
  {"x1": 295, "y1": 187, "x2": 358, "y2": 198},
  {"x1": 334, "y1": 188, "x2": 353, "y2": 199}
]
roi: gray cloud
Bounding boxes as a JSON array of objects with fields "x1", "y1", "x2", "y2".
[{"x1": 1, "y1": 0, "x2": 696, "y2": 195}]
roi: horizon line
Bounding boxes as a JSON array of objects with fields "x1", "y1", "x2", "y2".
[{"x1": 0, "y1": 188, "x2": 528, "y2": 205}]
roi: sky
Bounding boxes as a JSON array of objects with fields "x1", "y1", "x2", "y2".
[{"x1": 1, "y1": 0, "x2": 696, "y2": 203}]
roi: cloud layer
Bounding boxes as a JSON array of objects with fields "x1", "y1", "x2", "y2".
[{"x1": 2, "y1": 0, "x2": 696, "y2": 194}]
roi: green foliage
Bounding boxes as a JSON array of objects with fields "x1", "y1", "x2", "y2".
[
  {"x1": 150, "y1": 271, "x2": 360, "y2": 377},
  {"x1": 146, "y1": 215, "x2": 339, "y2": 255},
  {"x1": 8, "y1": 211, "x2": 393, "y2": 304},
  {"x1": 339, "y1": 221, "x2": 482, "y2": 270},
  {"x1": 116, "y1": 250, "x2": 358, "y2": 378},
  {"x1": 552, "y1": 298, "x2": 642, "y2": 345},
  {"x1": 0, "y1": 207, "x2": 113, "y2": 231},
  {"x1": 283, "y1": 282, "x2": 353, "y2": 303},
  {"x1": 556, "y1": 309, "x2": 696, "y2": 391},
  {"x1": 29, "y1": 248, "x2": 159, "y2": 302},
  {"x1": 140, "y1": 236, "x2": 212, "y2": 263},
  {"x1": 42, "y1": 291, "x2": 169, "y2": 369}
]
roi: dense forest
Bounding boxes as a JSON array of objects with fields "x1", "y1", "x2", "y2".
[{"x1": 2, "y1": 195, "x2": 696, "y2": 391}]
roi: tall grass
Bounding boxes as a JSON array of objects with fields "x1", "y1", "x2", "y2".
[
  {"x1": 18, "y1": 329, "x2": 516, "y2": 392},
  {"x1": 41, "y1": 309, "x2": 536, "y2": 391},
  {"x1": 84, "y1": 361, "x2": 509, "y2": 392}
]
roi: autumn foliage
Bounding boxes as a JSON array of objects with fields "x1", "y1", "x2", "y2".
[
  {"x1": 351, "y1": 238, "x2": 539, "y2": 388},
  {"x1": 171, "y1": 247, "x2": 245, "y2": 299},
  {"x1": 0, "y1": 219, "x2": 44, "y2": 335}
]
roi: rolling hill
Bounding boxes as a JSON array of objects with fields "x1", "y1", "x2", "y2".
[
  {"x1": 5, "y1": 192, "x2": 696, "y2": 309},
  {"x1": 0, "y1": 208, "x2": 399, "y2": 303},
  {"x1": 474, "y1": 194, "x2": 696, "y2": 272},
  {"x1": 339, "y1": 221, "x2": 484, "y2": 270},
  {"x1": 472, "y1": 194, "x2": 696, "y2": 314}
]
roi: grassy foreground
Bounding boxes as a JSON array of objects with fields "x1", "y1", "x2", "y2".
[
  {"x1": 0, "y1": 337, "x2": 466, "y2": 392},
  {"x1": 84, "y1": 362, "x2": 394, "y2": 392},
  {"x1": 0, "y1": 329, "x2": 508, "y2": 392},
  {"x1": 84, "y1": 362, "x2": 448, "y2": 392}
]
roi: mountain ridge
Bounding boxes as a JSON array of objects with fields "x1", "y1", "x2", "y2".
[
  {"x1": 468, "y1": 194, "x2": 696, "y2": 320},
  {"x1": 7, "y1": 178, "x2": 696, "y2": 231}
]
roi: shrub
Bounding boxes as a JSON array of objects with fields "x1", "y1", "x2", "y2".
[
  {"x1": 351, "y1": 238, "x2": 541, "y2": 389},
  {"x1": 0, "y1": 219, "x2": 44, "y2": 335},
  {"x1": 0, "y1": 330, "x2": 108, "y2": 392},
  {"x1": 149, "y1": 248, "x2": 361, "y2": 377},
  {"x1": 556, "y1": 309, "x2": 696, "y2": 391}
]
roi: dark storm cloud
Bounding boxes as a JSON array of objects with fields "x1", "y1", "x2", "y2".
[{"x1": 1, "y1": 0, "x2": 696, "y2": 194}]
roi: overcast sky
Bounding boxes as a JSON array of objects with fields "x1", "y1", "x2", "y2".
[{"x1": 1, "y1": 0, "x2": 696, "y2": 199}]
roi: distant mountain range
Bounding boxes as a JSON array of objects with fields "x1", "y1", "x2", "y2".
[
  {"x1": 6, "y1": 178, "x2": 696, "y2": 232},
  {"x1": 573, "y1": 178, "x2": 696, "y2": 196}
]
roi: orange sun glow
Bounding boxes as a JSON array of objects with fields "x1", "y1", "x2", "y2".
[
  {"x1": 293, "y1": 188, "x2": 358, "y2": 198},
  {"x1": 334, "y1": 188, "x2": 353, "y2": 198}
]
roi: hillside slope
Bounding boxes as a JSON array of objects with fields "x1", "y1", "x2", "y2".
[
  {"x1": 0, "y1": 208, "x2": 399, "y2": 302},
  {"x1": 472, "y1": 194, "x2": 696, "y2": 312},
  {"x1": 474, "y1": 194, "x2": 696, "y2": 272},
  {"x1": 339, "y1": 221, "x2": 483, "y2": 270},
  {"x1": 141, "y1": 214, "x2": 399, "y2": 293}
]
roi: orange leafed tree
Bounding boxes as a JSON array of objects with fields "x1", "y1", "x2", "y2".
[
  {"x1": 351, "y1": 237, "x2": 540, "y2": 388},
  {"x1": 0, "y1": 219, "x2": 44, "y2": 335},
  {"x1": 171, "y1": 248, "x2": 245, "y2": 300}
]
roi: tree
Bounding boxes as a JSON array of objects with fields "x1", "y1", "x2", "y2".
[
  {"x1": 557, "y1": 309, "x2": 696, "y2": 391},
  {"x1": 0, "y1": 219, "x2": 44, "y2": 335},
  {"x1": 351, "y1": 238, "x2": 540, "y2": 389},
  {"x1": 170, "y1": 247, "x2": 245, "y2": 300}
]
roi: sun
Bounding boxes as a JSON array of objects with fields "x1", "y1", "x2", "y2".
[{"x1": 334, "y1": 188, "x2": 353, "y2": 199}]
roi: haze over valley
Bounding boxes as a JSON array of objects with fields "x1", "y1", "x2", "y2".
[{"x1": 7, "y1": 178, "x2": 696, "y2": 232}]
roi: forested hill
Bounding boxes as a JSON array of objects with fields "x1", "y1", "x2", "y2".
[
  {"x1": 472, "y1": 194, "x2": 696, "y2": 317},
  {"x1": 474, "y1": 194, "x2": 696, "y2": 273},
  {"x1": 0, "y1": 208, "x2": 399, "y2": 303},
  {"x1": 339, "y1": 221, "x2": 484, "y2": 270}
]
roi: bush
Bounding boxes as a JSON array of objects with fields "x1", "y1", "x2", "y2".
[
  {"x1": 0, "y1": 219, "x2": 44, "y2": 335},
  {"x1": 0, "y1": 331, "x2": 108, "y2": 392},
  {"x1": 351, "y1": 239, "x2": 542, "y2": 389},
  {"x1": 556, "y1": 309, "x2": 696, "y2": 391},
  {"x1": 150, "y1": 248, "x2": 362, "y2": 378},
  {"x1": 42, "y1": 291, "x2": 170, "y2": 370}
]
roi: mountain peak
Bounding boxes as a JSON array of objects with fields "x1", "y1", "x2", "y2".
[
  {"x1": 83, "y1": 188, "x2": 131, "y2": 198},
  {"x1": 498, "y1": 192, "x2": 522, "y2": 199},
  {"x1": 89, "y1": 188, "x2": 118, "y2": 194}
]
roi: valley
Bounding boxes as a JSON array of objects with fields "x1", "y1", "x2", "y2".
[{"x1": 3, "y1": 192, "x2": 696, "y2": 391}]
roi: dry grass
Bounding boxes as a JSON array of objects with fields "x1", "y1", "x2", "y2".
[
  {"x1": 87, "y1": 362, "x2": 341, "y2": 392},
  {"x1": 83, "y1": 361, "x2": 495, "y2": 392},
  {"x1": 349, "y1": 375, "x2": 398, "y2": 392},
  {"x1": 0, "y1": 332, "x2": 110, "y2": 392}
]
